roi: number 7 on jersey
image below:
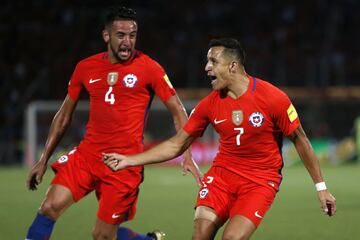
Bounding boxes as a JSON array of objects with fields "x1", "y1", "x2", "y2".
[{"x1": 234, "y1": 127, "x2": 244, "y2": 146}]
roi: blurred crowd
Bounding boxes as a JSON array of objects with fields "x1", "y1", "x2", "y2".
[{"x1": 1, "y1": 0, "x2": 359, "y2": 164}]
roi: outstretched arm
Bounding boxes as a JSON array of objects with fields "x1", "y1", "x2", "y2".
[
  {"x1": 103, "y1": 129, "x2": 196, "y2": 171},
  {"x1": 288, "y1": 125, "x2": 336, "y2": 216},
  {"x1": 163, "y1": 95, "x2": 202, "y2": 186},
  {"x1": 26, "y1": 95, "x2": 77, "y2": 190}
]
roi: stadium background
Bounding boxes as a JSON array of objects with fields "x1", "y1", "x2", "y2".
[{"x1": 0, "y1": 0, "x2": 359, "y2": 239}]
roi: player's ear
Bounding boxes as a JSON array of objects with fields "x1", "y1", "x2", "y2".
[
  {"x1": 102, "y1": 29, "x2": 110, "y2": 43},
  {"x1": 229, "y1": 61, "x2": 237, "y2": 73}
]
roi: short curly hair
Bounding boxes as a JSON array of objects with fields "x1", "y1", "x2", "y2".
[{"x1": 104, "y1": 6, "x2": 137, "y2": 27}]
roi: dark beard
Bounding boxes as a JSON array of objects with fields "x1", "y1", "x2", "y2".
[{"x1": 110, "y1": 45, "x2": 130, "y2": 63}]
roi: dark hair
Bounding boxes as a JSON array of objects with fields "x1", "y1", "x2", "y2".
[
  {"x1": 104, "y1": 6, "x2": 137, "y2": 27},
  {"x1": 209, "y1": 38, "x2": 246, "y2": 65}
]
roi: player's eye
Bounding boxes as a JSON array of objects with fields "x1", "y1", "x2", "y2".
[{"x1": 116, "y1": 33, "x2": 125, "y2": 39}]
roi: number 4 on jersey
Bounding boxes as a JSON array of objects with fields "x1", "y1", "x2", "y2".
[{"x1": 105, "y1": 87, "x2": 115, "y2": 104}]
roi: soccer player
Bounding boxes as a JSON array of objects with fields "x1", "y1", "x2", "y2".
[
  {"x1": 103, "y1": 38, "x2": 337, "y2": 240},
  {"x1": 25, "y1": 6, "x2": 201, "y2": 240}
]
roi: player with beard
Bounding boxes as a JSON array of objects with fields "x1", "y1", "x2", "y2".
[
  {"x1": 25, "y1": 6, "x2": 201, "y2": 240},
  {"x1": 102, "y1": 38, "x2": 336, "y2": 240}
]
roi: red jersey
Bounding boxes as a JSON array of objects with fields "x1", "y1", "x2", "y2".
[
  {"x1": 67, "y1": 50, "x2": 175, "y2": 160},
  {"x1": 183, "y1": 76, "x2": 300, "y2": 188}
]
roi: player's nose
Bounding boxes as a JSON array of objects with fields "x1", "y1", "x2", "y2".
[
  {"x1": 121, "y1": 35, "x2": 131, "y2": 46},
  {"x1": 205, "y1": 62, "x2": 211, "y2": 71}
]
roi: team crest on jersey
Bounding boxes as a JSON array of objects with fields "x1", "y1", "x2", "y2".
[
  {"x1": 199, "y1": 188, "x2": 209, "y2": 199},
  {"x1": 58, "y1": 155, "x2": 68, "y2": 164},
  {"x1": 107, "y1": 72, "x2": 118, "y2": 86},
  {"x1": 249, "y1": 112, "x2": 264, "y2": 127},
  {"x1": 123, "y1": 73, "x2": 138, "y2": 88},
  {"x1": 232, "y1": 110, "x2": 243, "y2": 126}
]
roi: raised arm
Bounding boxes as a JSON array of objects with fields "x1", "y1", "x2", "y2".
[
  {"x1": 103, "y1": 129, "x2": 196, "y2": 171},
  {"x1": 288, "y1": 125, "x2": 336, "y2": 216},
  {"x1": 26, "y1": 95, "x2": 78, "y2": 190},
  {"x1": 163, "y1": 95, "x2": 202, "y2": 186}
]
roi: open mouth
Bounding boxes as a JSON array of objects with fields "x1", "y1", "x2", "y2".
[
  {"x1": 119, "y1": 48, "x2": 131, "y2": 58},
  {"x1": 208, "y1": 75, "x2": 218, "y2": 86},
  {"x1": 208, "y1": 75, "x2": 216, "y2": 81}
]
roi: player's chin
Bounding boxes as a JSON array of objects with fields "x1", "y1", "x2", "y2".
[
  {"x1": 211, "y1": 81, "x2": 221, "y2": 90},
  {"x1": 117, "y1": 51, "x2": 132, "y2": 61},
  {"x1": 117, "y1": 54, "x2": 131, "y2": 61}
]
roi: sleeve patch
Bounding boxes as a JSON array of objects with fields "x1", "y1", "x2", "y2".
[
  {"x1": 163, "y1": 74, "x2": 173, "y2": 89},
  {"x1": 287, "y1": 104, "x2": 298, "y2": 123}
]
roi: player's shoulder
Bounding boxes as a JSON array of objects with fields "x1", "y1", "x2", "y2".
[
  {"x1": 76, "y1": 52, "x2": 107, "y2": 67},
  {"x1": 135, "y1": 50, "x2": 164, "y2": 71},
  {"x1": 136, "y1": 50, "x2": 154, "y2": 62},
  {"x1": 254, "y1": 77, "x2": 288, "y2": 98},
  {"x1": 252, "y1": 77, "x2": 292, "y2": 111},
  {"x1": 198, "y1": 90, "x2": 218, "y2": 106}
]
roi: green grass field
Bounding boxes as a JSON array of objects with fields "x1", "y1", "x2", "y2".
[{"x1": 1, "y1": 164, "x2": 359, "y2": 239}]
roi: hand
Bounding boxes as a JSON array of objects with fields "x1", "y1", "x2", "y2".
[
  {"x1": 318, "y1": 190, "x2": 336, "y2": 216},
  {"x1": 26, "y1": 161, "x2": 47, "y2": 190},
  {"x1": 102, "y1": 153, "x2": 130, "y2": 171},
  {"x1": 181, "y1": 158, "x2": 203, "y2": 187}
]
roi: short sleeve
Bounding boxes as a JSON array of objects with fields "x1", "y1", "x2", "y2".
[
  {"x1": 271, "y1": 91, "x2": 301, "y2": 136},
  {"x1": 67, "y1": 63, "x2": 84, "y2": 101},
  {"x1": 183, "y1": 97, "x2": 210, "y2": 137},
  {"x1": 149, "y1": 61, "x2": 176, "y2": 102}
]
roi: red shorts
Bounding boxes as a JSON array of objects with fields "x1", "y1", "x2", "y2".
[
  {"x1": 195, "y1": 166, "x2": 276, "y2": 227},
  {"x1": 51, "y1": 149, "x2": 143, "y2": 224}
]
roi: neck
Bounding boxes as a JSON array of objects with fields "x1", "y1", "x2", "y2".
[
  {"x1": 106, "y1": 51, "x2": 121, "y2": 64},
  {"x1": 108, "y1": 55, "x2": 118, "y2": 64},
  {"x1": 227, "y1": 73, "x2": 249, "y2": 99}
]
